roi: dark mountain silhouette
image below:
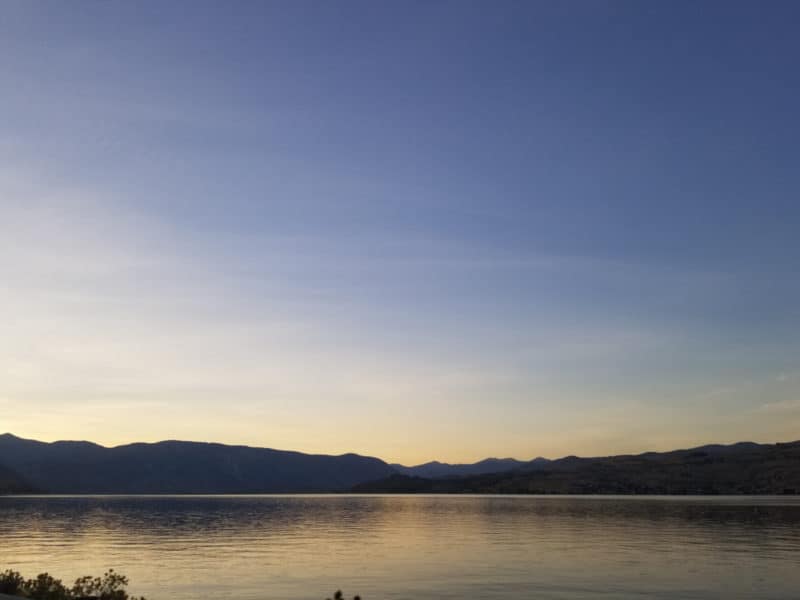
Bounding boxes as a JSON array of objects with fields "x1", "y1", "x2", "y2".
[
  {"x1": 4, "y1": 432, "x2": 798, "y2": 496},
  {"x1": 0, "y1": 433, "x2": 394, "y2": 494},
  {"x1": 391, "y1": 457, "x2": 550, "y2": 478},
  {"x1": 0, "y1": 460, "x2": 35, "y2": 494},
  {"x1": 355, "y1": 440, "x2": 800, "y2": 495}
]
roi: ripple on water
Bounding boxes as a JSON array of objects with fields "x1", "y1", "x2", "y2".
[{"x1": 1, "y1": 495, "x2": 799, "y2": 599}]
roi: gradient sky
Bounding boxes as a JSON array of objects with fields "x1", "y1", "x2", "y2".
[{"x1": 2, "y1": 1, "x2": 799, "y2": 464}]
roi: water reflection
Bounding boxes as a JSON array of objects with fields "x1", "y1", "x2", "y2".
[{"x1": 1, "y1": 495, "x2": 799, "y2": 599}]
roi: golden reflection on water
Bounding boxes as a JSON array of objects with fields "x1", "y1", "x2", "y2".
[{"x1": 1, "y1": 495, "x2": 800, "y2": 599}]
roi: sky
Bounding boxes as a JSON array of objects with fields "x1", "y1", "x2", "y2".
[{"x1": 1, "y1": 1, "x2": 799, "y2": 464}]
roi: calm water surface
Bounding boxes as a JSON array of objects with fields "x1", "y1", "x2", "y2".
[{"x1": 1, "y1": 495, "x2": 799, "y2": 599}]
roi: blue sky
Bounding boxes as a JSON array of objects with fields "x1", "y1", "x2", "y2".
[{"x1": 1, "y1": 1, "x2": 799, "y2": 463}]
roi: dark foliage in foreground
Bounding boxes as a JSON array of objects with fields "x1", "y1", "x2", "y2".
[
  {"x1": 1, "y1": 569, "x2": 360, "y2": 600},
  {"x1": 327, "y1": 592, "x2": 361, "y2": 600},
  {"x1": 0, "y1": 569, "x2": 144, "y2": 600}
]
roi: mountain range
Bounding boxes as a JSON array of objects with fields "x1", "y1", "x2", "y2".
[
  {"x1": 0, "y1": 433, "x2": 393, "y2": 494},
  {"x1": 2, "y1": 433, "x2": 799, "y2": 495},
  {"x1": 391, "y1": 457, "x2": 551, "y2": 478},
  {"x1": 357, "y1": 441, "x2": 800, "y2": 495},
  {"x1": 0, "y1": 432, "x2": 548, "y2": 494}
]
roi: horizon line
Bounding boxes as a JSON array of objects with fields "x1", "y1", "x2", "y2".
[{"x1": 4, "y1": 431, "x2": 797, "y2": 468}]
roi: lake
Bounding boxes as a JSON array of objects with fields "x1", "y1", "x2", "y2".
[{"x1": 1, "y1": 495, "x2": 799, "y2": 599}]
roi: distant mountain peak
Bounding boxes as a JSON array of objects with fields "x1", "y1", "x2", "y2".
[{"x1": 392, "y1": 457, "x2": 532, "y2": 479}]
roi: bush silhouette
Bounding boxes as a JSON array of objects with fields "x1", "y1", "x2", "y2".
[
  {"x1": 0, "y1": 570, "x2": 25, "y2": 594},
  {"x1": 326, "y1": 591, "x2": 361, "y2": 600},
  {"x1": 0, "y1": 569, "x2": 145, "y2": 600},
  {"x1": 4, "y1": 568, "x2": 358, "y2": 599},
  {"x1": 21, "y1": 573, "x2": 70, "y2": 600},
  {"x1": 71, "y1": 570, "x2": 137, "y2": 600}
]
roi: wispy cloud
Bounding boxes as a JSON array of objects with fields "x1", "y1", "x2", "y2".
[{"x1": 758, "y1": 398, "x2": 800, "y2": 413}]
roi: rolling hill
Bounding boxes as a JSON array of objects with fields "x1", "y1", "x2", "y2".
[
  {"x1": 4, "y1": 432, "x2": 799, "y2": 495},
  {"x1": 356, "y1": 441, "x2": 800, "y2": 495},
  {"x1": 0, "y1": 433, "x2": 395, "y2": 494}
]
